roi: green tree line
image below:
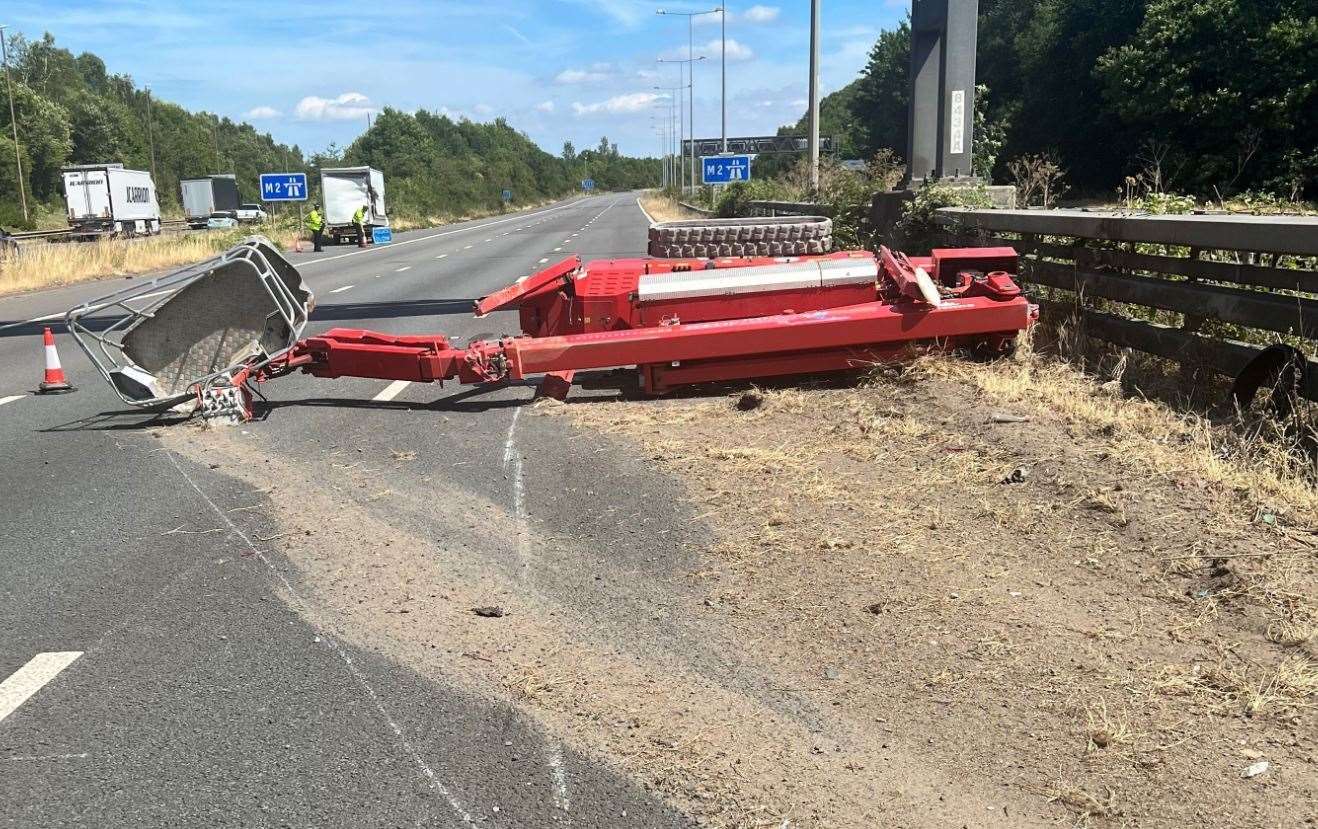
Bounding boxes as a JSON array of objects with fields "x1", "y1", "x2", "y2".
[
  {"x1": 0, "y1": 31, "x2": 662, "y2": 229},
  {"x1": 777, "y1": 0, "x2": 1316, "y2": 200}
]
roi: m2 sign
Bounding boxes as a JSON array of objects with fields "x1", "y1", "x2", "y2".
[
  {"x1": 259, "y1": 173, "x2": 308, "y2": 202},
  {"x1": 701, "y1": 155, "x2": 751, "y2": 184}
]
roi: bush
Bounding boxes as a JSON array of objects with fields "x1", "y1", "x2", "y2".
[{"x1": 891, "y1": 180, "x2": 992, "y2": 254}]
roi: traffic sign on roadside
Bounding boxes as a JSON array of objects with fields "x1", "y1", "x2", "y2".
[
  {"x1": 501, "y1": 189, "x2": 512, "y2": 203},
  {"x1": 372, "y1": 226, "x2": 393, "y2": 245},
  {"x1": 259, "y1": 172, "x2": 308, "y2": 202},
  {"x1": 581, "y1": 178, "x2": 594, "y2": 192},
  {"x1": 701, "y1": 155, "x2": 751, "y2": 185}
]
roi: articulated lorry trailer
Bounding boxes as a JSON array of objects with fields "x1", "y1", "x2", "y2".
[
  {"x1": 320, "y1": 167, "x2": 387, "y2": 244},
  {"x1": 62, "y1": 164, "x2": 161, "y2": 239},
  {"x1": 181, "y1": 174, "x2": 241, "y2": 228}
]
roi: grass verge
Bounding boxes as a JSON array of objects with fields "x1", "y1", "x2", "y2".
[
  {"x1": 0, "y1": 226, "x2": 301, "y2": 297},
  {"x1": 638, "y1": 190, "x2": 708, "y2": 223}
]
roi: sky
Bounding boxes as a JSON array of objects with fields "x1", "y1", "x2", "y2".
[{"x1": 6, "y1": 0, "x2": 911, "y2": 158}]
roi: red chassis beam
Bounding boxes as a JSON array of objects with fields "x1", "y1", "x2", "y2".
[{"x1": 280, "y1": 294, "x2": 1030, "y2": 389}]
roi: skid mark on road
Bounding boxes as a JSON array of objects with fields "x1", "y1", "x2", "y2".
[
  {"x1": 501, "y1": 408, "x2": 573, "y2": 817},
  {"x1": 0, "y1": 652, "x2": 82, "y2": 723},
  {"x1": 164, "y1": 452, "x2": 478, "y2": 825}
]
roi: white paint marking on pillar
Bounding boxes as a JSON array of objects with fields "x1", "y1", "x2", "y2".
[
  {"x1": 162, "y1": 453, "x2": 477, "y2": 824},
  {"x1": 395, "y1": 266, "x2": 411, "y2": 272},
  {"x1": 0, "y1": 652, "x2": 82, "y2": 724},
  {"x1": 328, "y1": 285, "x2": 354, "y2": 294},
  {"x1": 373, "y1": 380, "x2": 411, "y2": 403},
  {"x1": 0, "y1": 395, "x2": 23, "y2": 407}
]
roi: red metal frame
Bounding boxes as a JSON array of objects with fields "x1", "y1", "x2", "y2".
[{"x1": 256, "y1": 246, "x2": 1036, "y2": 408}]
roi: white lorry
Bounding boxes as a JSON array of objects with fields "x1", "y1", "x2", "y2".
[
  {"x1": 320, "y1": 167, "x2": 387, "y2": 244},
  {"x1": 180, "y1": 174, "x2": 240, "y2": 228},
  {"x1": 62, "y1": 164, "x2": 161, "y2": 238}
]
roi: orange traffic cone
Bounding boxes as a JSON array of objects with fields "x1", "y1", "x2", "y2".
[{"x1": 38, "y1": 326, "x2": 74, "y2": 394}]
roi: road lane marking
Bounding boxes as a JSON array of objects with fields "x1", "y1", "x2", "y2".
[
  {"x1": 538, "y1": 258, "x2": 549, "y2": 264},
  {"x1": 435, "y1": 254, "x2": 448, "y2": 259},
  {"x1": 163, "y1": 453, "x2": 477, "y2": 823},
  {"x1": 297, "y1": 198, "x2": 586, "y2": 268},
  {"x1": 0, "y1": 395, "x2": 23, "y2": 407},
  {"x1": 328, "y1": 285, "x2": 354, "y2": 294},
  {"x1": 553, "y1": 247, "x2": 562, "y2": 252},
  {"x1": 484, "y1": 238, "x2": 493, "y2": 242},
  {"x1": 3, "y1": 288, "x2": 181, "y2": 333},
  {"x1": 395, "y1": 266, "x2": 411, "y2": 272},
  {"x1": 463, "y1": 245, "x2": 473, "y2": 250},
  {"x1": 373, "y1": 380, "x2": 411, "y2": 402},
  {"x1": 0, "y1": 652, "x2": 82, "y2": 723}
]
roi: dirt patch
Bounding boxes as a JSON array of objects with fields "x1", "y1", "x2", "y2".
[
  {"x1": 640, "y1": 192, "x2": 710, "y2": 224},
  {"x1": 547, "y1": 354, "x2": 1318, "y2": 828}
]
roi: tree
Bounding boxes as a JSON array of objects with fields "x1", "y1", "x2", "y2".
[
  {"x1": 851, "y1": 20, "x2": 911, "y2": 161},
  {"x1": 561, "y1": 141, "x2": 576, "y2": 163}
]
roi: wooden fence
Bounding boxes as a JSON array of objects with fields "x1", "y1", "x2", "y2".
[{"x1": 936, "y1": 207, "x2": 1318, "y2": 399}]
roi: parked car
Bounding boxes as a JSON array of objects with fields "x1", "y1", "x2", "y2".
[
  {"x1": 235, "y1": 203, "x2": 268, "y2": 224},
  {"x1": 206, "y1": 213, "x2": 239, "y2": 230}
]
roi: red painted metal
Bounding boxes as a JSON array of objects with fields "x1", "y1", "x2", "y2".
[{"x1": 259, "y1": 246, "x2": 1035, "y2": 405}]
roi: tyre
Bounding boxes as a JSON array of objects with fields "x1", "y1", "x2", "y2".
[{"x1": 647, "y1": 216, "x2": 832, "y2": 258}]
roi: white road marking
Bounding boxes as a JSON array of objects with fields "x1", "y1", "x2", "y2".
[
  {"x1": 635, "y1": 195, "x2": 657, "y2": 224},
  {"x1": 373, "y1": 380, "x2": 411, "y2": 402},
  {"x1": 0, "y1": 395, "x2": 23, "y2": 407},
  {"x1": 463, "y1": 245, "x2": 473, "y2": 250},
  {"x1": 395, "y1": 266, "x2": 411, "y2": 272},
  {"x1": 328, "y1": 285, "x2": 354, "y2": 294},
  {"x1": 435, "y1": 254, "x2": 448, "y2": 259},
  {"x1": 297, "y1": 198, "x2": 585, "y2": 268},
  {"x1": 163, "y1": 453, "x2": 477, "y2": 823},
  {"x1": 538, "y1": 258, "x2": 549, "y2": 264},
  {"x1": 0, "y1": 652, "x2": 82, "y2": 724},
  {"x1": 484, "y1": 238, "x2": 493, "y2": 242},
  {"x1": 553, "y1": 247, "x2": 562, "y2": 252},
  {"x1": 4, "y1": 287, "x2": 180, "y2": 332},
  {"x1": 548, "y1": 743, "x2": 572, "y2": 812}
]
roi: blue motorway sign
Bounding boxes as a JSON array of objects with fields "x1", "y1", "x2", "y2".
[
  {"x1": 259, "y1": 172, "x2": 308, "y2": 202},
  {"x1": 501, "y1": 189, "x2": 513, "y2": 202},
  {"x1": 581, "y1": 178, "x2": 594, "y2": 192},
  {"x1": 372, "y1": 226, "x2": 393, "y2": 245},
  {"x1": 702, "y1": 155, "x2": 751, "y2": 184}
]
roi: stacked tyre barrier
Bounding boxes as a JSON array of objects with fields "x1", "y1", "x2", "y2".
[{"x1": 647, "y1": 216, "x2": 833, "y2": 259}]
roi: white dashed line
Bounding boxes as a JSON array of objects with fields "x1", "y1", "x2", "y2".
[
  {"x1": 328, "y1": 285, "x2": 354, "y2": 294},
  {"x1": 538, "y1": 258, "x2": 549, "y2": 264},
  {"x1": 553, "y1": 247, "x2": 562, "y2": 252},
  {"x1": 436, "y1": 254, "x2": 448, "y2": 259},
  {"x1": 484, "y1": 238, "x2": 493, "y2": 242},
  {"x1": 373, "y1": 380, "x2": 412, "y2": 402},
  {"x1": 0, "y1": 395, "x2": 23, "y2": 407},
  {"x1": 463, "y1": 245, "x2": 473, "y2": 250},
  {"x1": 0, "y1": 652, "x2": 82, "y2": 724},
  {"x1": 395, "y1": 266, "x2": 411, "y2": 272}
]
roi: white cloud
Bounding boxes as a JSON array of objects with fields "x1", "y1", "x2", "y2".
[
  {"x1": 571, "y1": 0, "x2": 651, "y2": 27},
  {"x1": 294, "y1": 91, "x2": 377, "y2": 121},
  {"x1": 663, "y1": 38, "x2": 754, "y2": 62},
  {"x1": 535, "y1": 100, "x2": 556, "y2": 113},
  {"x1": 571, "y1": 92, "x2": 660, "y2": 116},
  {"x1": 244, "y1": 105, "x2": 281, "y2": 119},
  {"x1": 473, "y1": 103, "x2": 494, "y2": 116},
  {"x1": 743, "y1": 5, "x2": 780, "y2": 23},
  {"x1": 555, "y1": 67, "x2": 611, "y2": 84}
]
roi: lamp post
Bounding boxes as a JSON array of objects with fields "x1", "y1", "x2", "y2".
[
  {"x1": 144, "y1": 85, "x2": 158, "y2": 185},
  {"x1": 808, "y1": 0, "x2": 821, "y2": 192},
  {"x1": 654, "y1": 85, "x2": 682, "y2": 192},
  {"x1": 0, "y1": 24, "x2": 28, "y2": 223},
  {"x1": 657, "y1": 55, "x2": 705, "y2": 194},
  {"x1": 658, "y1": 8, "x2": 719, "y2": 194}
]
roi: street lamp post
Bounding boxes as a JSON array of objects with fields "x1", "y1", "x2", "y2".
[
  {"x1": 657, "y1": 55, "x2": 705, "y2": 194},
  {"x1": 144, "y1": 85, "x2": 158, "y2": 186},
  {"x1": 658, "y1": 8, "x2": 719, "y2": 194},
  {"x1": 808, "y1": 0, "x2": 821, "y2": 192},
  {"x1": 654, "y1": 84, "x2": 683, "y2": 192},
  {"x1": 0, "y1": 24, "x2": 29, "y2": 223}
]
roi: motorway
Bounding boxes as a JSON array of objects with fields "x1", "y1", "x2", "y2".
[{"x1": 0, "y1": 194, "x2": 702, "y2": 827}]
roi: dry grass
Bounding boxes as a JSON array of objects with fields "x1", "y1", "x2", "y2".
[
  {"x1": 0, "y1": 226, "x2": 300, "y2": 296},
  {"x1": 639, "y1": 191, "x2": 708, "y2": 223}
]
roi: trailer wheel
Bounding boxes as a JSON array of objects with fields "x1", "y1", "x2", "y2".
[{"x1": 648, "y1": 216, "x2": 832, "y2": 259}]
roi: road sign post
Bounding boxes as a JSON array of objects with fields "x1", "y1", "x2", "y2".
[
  {"x1": 259, "y1": 172, "x2": 309, "y2": 202},
  {"x1": 581, "y1": 178, "x2": 594, "y2": 192},
  {"x1": 501, "y1": 188, "x2": 512, "y2": 203},
  {"x1": 701, "y1": 155, "x2": 751, "y2": 185}
]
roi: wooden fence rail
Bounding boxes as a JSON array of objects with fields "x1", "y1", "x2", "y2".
[{"x1": 936, "y1": 207, "x2": 1318, "y2": 400}]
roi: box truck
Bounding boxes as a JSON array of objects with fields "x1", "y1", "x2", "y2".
[
  {"x1": 180, "y1": 174, "x2": 240, "y2": 228},
  {"x1": 62, "y1": 164, "x2": 161, "y2": 238},
  {"x1": 320, "y1": 167, "x2": 387, "y2": 244}
]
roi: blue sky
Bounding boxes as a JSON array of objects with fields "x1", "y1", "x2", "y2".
[{"x1": 7, "y1": 0, "x2": 910, "y2": 157}]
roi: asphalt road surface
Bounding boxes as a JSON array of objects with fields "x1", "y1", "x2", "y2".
[{"x1": 0, "y1": 193, "x2": 700, "y2": 827}]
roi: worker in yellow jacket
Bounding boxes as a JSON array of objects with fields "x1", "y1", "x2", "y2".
[
  {"x1": 306, "y1": 204, "x2": 325, "y2": 252},
  {"x1": 353, "y1": 205, "x2": 368, "y2": 248}
]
